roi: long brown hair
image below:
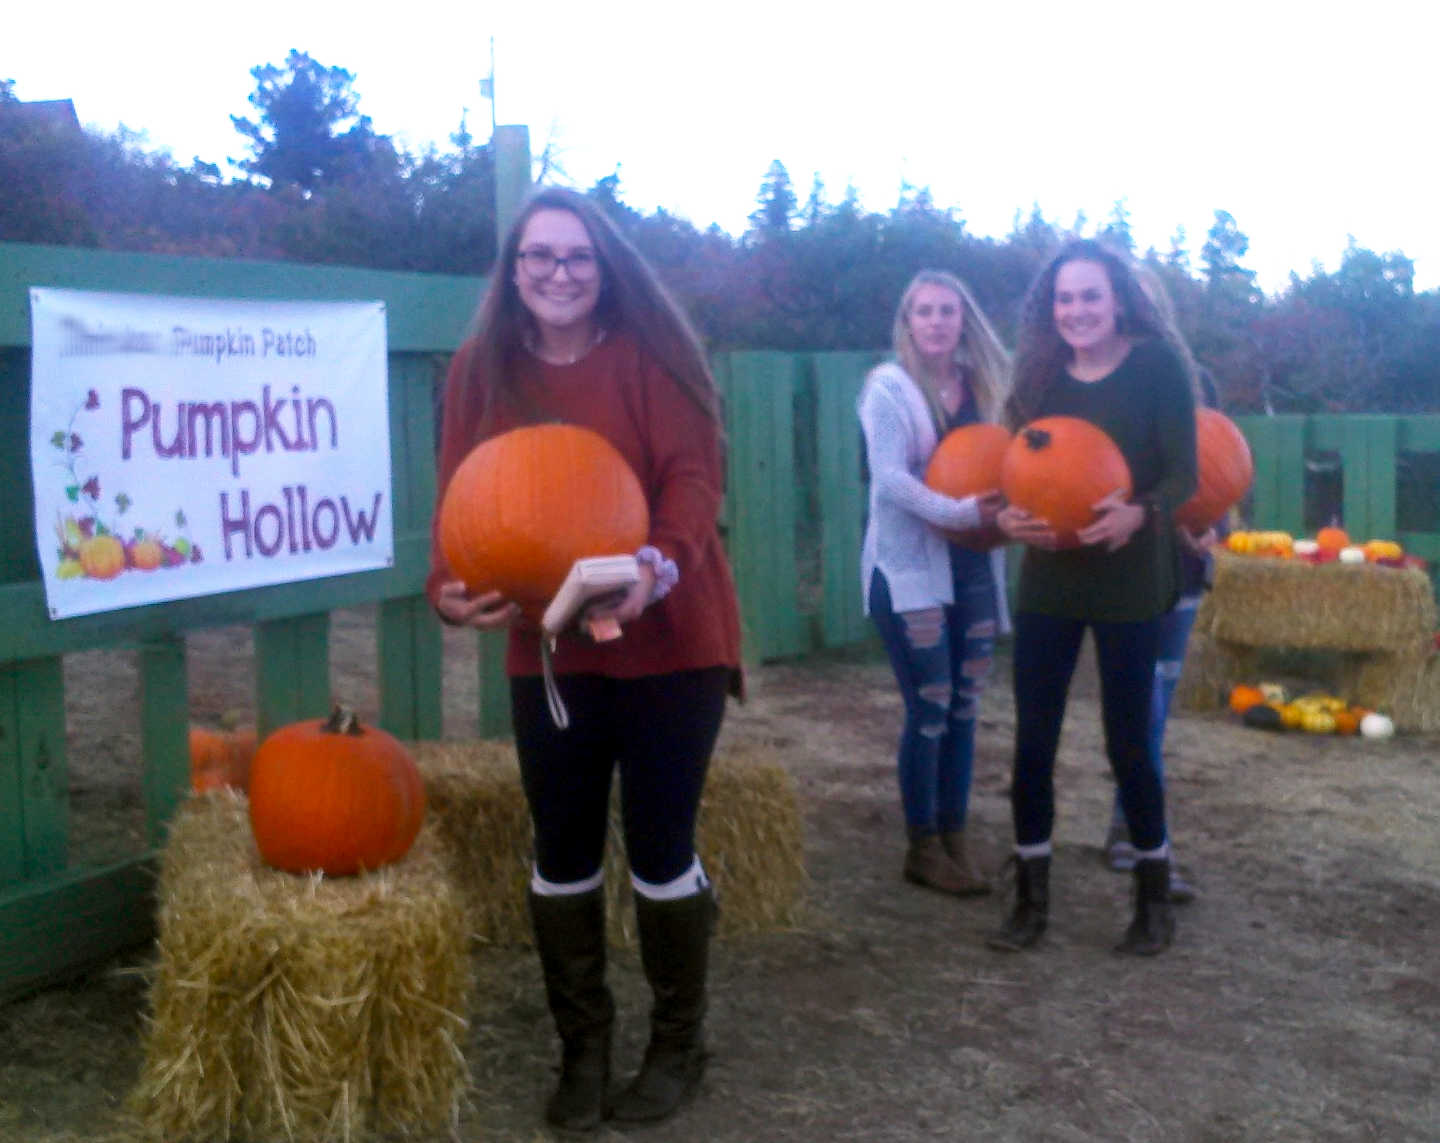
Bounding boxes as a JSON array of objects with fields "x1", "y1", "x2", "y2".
[
  {"x1": 890, "y1": 269, "x2": 1011, "y2": 429},
  {"x1": 458, "y1": 186, "x2": 720, "y2": 432},
  {"x1": 1005, "y1": 238, "x2": 1198, "y2": 428}
]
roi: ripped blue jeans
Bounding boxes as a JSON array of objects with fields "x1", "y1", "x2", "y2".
[{"x1": 869, "y1": 566, "x2": 997, "y2": 835}]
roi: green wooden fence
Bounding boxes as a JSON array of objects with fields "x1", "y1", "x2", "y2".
[{"x1": 4, "y1": 231, "x2": 1440, "y2": 999}]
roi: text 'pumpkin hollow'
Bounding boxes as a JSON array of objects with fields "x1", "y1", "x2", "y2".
[
  {"x1": 437, "y1": 424, "x2": 650, "y2": 620},
  {"x1": 1000, "y1": 416, "x2": 1132, "y2": 548}
]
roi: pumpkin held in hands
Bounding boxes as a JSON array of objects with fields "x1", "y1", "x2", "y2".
[
  {"x1": 1000, "y1": 416, "x2": 1132, "y2": 548},
  {"x1": 924, "y1": 423, "x2": 1012, "y2": 549},
  {"x1": 438, "y1": 424, "x2": 649, "y2": 622},
  {"x1": 248, "y1": 706, "x2": 426, "y2": 876},
  {"x1": 1176, "y1": 408, "x2": 1253, "y2": 530}
]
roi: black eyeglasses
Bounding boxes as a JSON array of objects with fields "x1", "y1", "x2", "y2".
[{"x1": 516, "y1": 248, "x2": 601, "y2": 281}]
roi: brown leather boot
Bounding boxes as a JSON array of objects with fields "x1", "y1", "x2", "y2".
[
  {"x1": 940, "y1": 829, "x2": 991, "y2": 896},
  {"x1": 903, "y1": 832, "x2": 987, "y2": 896}
]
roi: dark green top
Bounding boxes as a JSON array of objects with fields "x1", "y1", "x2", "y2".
[{"x1": 1016, "y1": 339, "x2": 1197, "y2": 623}]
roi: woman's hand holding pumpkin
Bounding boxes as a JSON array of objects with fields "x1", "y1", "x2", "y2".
[
  {"x1": 1077, "y1": 489, "x2": 1146, "y2": 552},
  {"x1": 998, "y1": 503, "x2": 1059, "y2": 550},
  {"x1": 435, "y1": 580, "x2": 521, "y2": 630}
]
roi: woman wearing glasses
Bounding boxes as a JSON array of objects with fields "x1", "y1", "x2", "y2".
[{"x1": 427, "y1": 187, "x2": 742, "y2": 1131}]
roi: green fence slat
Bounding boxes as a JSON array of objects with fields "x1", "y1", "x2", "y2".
[
  {"x1": 477, "y1": 633, "x2": 512, "y2": 739},
  {"x1": 139, "y1": 636, "x2": 190, "y2": 847},
  {"x1": 378, "y1": 596, "x2": 444, "y2": 741},
  {"x1": 15, "y1": 656, "x2": 67, "y2": 879},
  {"x1": 255, "y1": 613, "x2": 331, "y2": 737},
  {"x1": 1364, "y1": 418, "x2": 1398, "y2": 540},
  {"x1": 0, "y1": 857, "x2": 156, "y2": 1003},
  {"x1": 813, "y1": 352, "x2": 874, "y2": 648},
  {"x1": 0, "y1": 667, "x2": 25, "y2": 885}
]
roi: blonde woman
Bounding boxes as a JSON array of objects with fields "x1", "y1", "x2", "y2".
[{"x1": 858, "y1": 270, "x2": 1012, "y2": 896}]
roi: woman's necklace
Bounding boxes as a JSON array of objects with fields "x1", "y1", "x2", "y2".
[{"x1": 526, "y1": 326, "x2": 607, "y2": 366}]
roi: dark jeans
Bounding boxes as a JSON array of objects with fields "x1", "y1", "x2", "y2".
[
  {"x1": 869, "y1": 566, "x2": 998, "y2": 834},
  {"x1": 511, "y1": 667, "x2": 730, "y2": 885},
  {"x1": 1012, "y1": 610, "x2": 1167, "y2": 851}
]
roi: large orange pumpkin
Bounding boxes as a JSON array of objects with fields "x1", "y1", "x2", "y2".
[
  {"x1": 248, "y1": 706, "x2": 426, "y2": 876},
  {"x1": 924, "y1": 423, "x2": 1012, "y2": 549},
  {"x1": 437, "y1": 424, "x2": 649, "y2": 621},
  {"x1": 1176, "y1": 409, "x2": 1253, "y2": 530},
  {"x1": 924, "y1": 423, "x2": 1011, "y2": 499},
  {"x1": 1000, "y1": 417, "x2": 1132, "y2": 548}
]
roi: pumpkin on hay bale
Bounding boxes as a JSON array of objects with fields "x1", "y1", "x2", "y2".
[
  {"x1": 412, "y1": 740, "x2": 807, "y2": 949},
  {"x1": 129, "y1": 792, "x2": 471, "y2": 1143}
]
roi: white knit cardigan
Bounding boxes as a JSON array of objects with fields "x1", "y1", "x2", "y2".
[{"x1": 857, "y1": 362, "x2": 1010, "y2": 629}]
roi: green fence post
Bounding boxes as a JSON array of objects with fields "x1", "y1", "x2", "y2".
[
  {"x1": 140, "y1": 635, "x2": 189, "y2": 847},
  {"x1": 813, "y1": 351, "x2": 876, "y2": 649},
  {"x1": 255, "y1": 614, "x2": 332, "y2": 737},
  {"x1": 477, "y1": 634, "x2": 513, "y2": 738}
]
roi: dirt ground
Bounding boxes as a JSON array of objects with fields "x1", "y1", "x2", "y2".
[{"x1": 2, "y1": 606, "x2": 1438, "y2": 1142}]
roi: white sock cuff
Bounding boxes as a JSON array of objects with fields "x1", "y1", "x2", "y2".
[
  {"x1": 1133, "y1": 842, "x2": 1170, "y2": 862},
  {"x1": 1015, "y1": 840, "x2": 1052, "y2": 860},
  {"x1": 530, "y1": 867, "x2": 604, "y2": 897},
  {"x1": 632, "y1": 856, "x2": 710, "y2": 901}
]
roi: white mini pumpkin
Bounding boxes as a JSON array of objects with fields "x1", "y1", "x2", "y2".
[{"x1": 1359, "y1": 712, "x2": 1395, "y2": 740}]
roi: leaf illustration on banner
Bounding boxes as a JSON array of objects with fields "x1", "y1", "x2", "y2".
[
  {"x1": 115, "y1": 492, "x2": 131, "y2": 514},
  {"x1": 82, "y1": 476, "x2": 100, "y2": 499},
  {"x1": 175, "y1": 509, "x2": 188, "y2": 528},
  {"x1": 84, "y1": 389, "x2": 99, "y2": 410},
  {"x1": 51, "y1": 431, "x2": 67, "y2": 449},
  {"x1": 66, "y1": 485, "x2": 80, "y2": 502}
]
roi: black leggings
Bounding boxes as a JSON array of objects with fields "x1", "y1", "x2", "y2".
[
  {"x1": 511, "y1": 667, "x2": 731, "y2": 886},
  {"x1": 1011, "y1": 611, "x2": 1167, "y2": 851}
]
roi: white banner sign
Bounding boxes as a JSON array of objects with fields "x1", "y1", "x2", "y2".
[{"x1": 29, "y1": 288, "x2": 393, "y2": 619}]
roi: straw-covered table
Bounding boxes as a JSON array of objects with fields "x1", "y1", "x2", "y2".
[{"x1": 1179, "y1": 551, "x2": 1440, "y2": 732}]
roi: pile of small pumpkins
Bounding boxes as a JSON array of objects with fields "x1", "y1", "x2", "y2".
[
  {"x1": 1225, "y1": 524, "x2": 1415, "y2": 568},
  {"x1": 1228, "y1": 682, "x2": 1395, "y2": 738}
]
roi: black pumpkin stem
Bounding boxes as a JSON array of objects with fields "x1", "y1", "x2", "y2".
[
  {"x1": 323, "y1": 704, "x2": 365, "y2": 736},
  {"x1": 1023, "y1": 427, "x2": 1052, "y2": 451}
]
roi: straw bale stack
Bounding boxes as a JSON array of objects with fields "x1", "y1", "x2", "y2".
[
  {"x1": 412, "y1": 741, "x2": 807, "y2": 949},
  {"x1": 130, "y1": 792, "x2": 471, "y2": 1143},
  {"x1": 1337, "y1": 645, "x2": 1440, "y2": 734},
  {"x1": 1204, "y1": 552, "x2": 1436, "y2": 651}
]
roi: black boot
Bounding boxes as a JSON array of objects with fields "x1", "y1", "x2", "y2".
[
  {"x1": 1115, "y1": 857, "x2": 1176, "y2": 956},
  {"x1": 610, "y1": 889, "x2": 715, "y2": 1124},
  {"x1": 985, "y1": 855, "x2": 1050, "y2": 952},
  {"x1": 529, "y1": 888, "x2": 614, "y2": 1131}
]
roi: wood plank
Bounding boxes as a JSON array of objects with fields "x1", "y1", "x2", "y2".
[
  {"x1": 0, "y1": 667, "x2": 25, "y2": 885},
  {"x1": 16, "y1": 657, "x2": 68, "y2": 879},
  {"x1": 254, "y1": 613, "x2": 331, "y2": 737},
  {"x1": 1, "y1": 241, "x2": 484, "y2": 352},
  {"x1": 813, "y1": 352, "x2": 873, "y2": 648},
  {"x1": 1363, "y1": 418, "x2": 1398, "y2": 540},
  {"x1": 476, "y1": 633, "x2": 512, "y2": 739},
  {"x1": 140, "y1": 635, "x2": 189, "y2": 847},
  {"x1": 378, "y1": 596, "x2": 444, "y2": 741},
  {"x1": 0, "y1": 349, "x2": 37, "y2": 585},
  {"x1": 0, "y1": 857, "x2": 156, "y2": 1002},
  {"x1": 0, "y1": 533, "x2": 432, "y2": 662}
]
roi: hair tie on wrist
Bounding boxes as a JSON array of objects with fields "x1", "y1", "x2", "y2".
[{"x1": 636, "y1": 545, "x2": 678, "y2": 602}]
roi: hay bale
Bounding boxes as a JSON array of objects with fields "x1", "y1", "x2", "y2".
[
  {"x1": 1336, "y1": 647, "x2": 1440, "y2": 734},
  {"x1": 1206, "y1": 553, "x2": 1436, "y2": 652},
  {"x1": 412, "y1": 741, "x2": 807, "y2": 948},
  {"x1": 130, "y1": 792, "x2": 471, "y2": 1143}
]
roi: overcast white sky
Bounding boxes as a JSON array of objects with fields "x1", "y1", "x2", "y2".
[{"x1": 10, "y1": 1, "x2": 1435, "y2": 292}]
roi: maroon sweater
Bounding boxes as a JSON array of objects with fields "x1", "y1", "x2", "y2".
[{"x1": 427, "y1": 332, "x2": 743, "y2": 687}]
